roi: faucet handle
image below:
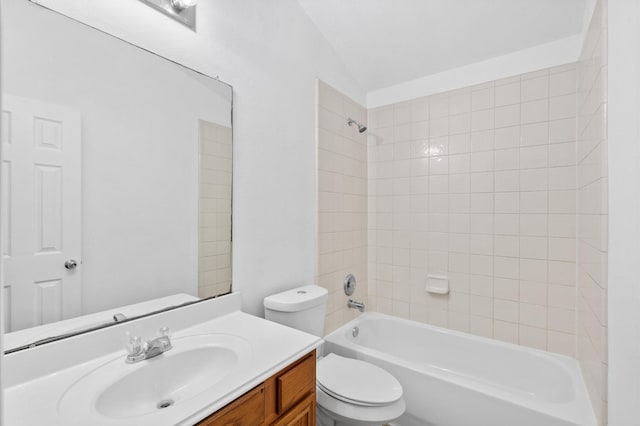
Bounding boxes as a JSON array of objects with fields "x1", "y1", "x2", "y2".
[
  {"x1": 158, "y1": 327, "x2": 171, "y2": 339},
  {"x1": 126, "y1": 334, "x2": 144, "y2": 355}
]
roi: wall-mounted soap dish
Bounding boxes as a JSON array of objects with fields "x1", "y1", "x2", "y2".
[{"x1": 426, "y1": 274, "x2": 449, "y2": 295}]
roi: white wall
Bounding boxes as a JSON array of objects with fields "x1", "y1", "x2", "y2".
[
  {"x1": 25, "y1": 0, "x2": 366, "y2": 316},
  {"x1": 4, "y1": 0, "x2": 231, "y2": 314},
  {"x1": 367, "y1": 36, "x2": 582, "y2": 108},
  {"x1": 0, "y1": 0, "x2": 4, "y2": 419},
  {"x1": 608, "y1": 1, "x2": 640, "y2": 424}
]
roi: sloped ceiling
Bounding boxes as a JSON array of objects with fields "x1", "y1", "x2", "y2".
[{"x1": 297, "y1": 0, "x2": 587, "y2": 92}]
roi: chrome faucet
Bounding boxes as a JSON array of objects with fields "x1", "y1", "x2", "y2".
[
  {"x1": 348, "y1": 299, "x2": 365, "y2": 312},
  {"x1": 126, "y1": 327, "x2": 173, "y2": 363}
]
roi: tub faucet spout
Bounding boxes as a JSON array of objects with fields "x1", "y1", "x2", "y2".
[{"x1": 348, "y1": 299, "x2": 365, "y2": 312}]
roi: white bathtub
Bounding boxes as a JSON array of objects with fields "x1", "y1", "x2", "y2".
[{"x1": 322, "y1": 313, "x2": 595, "y2": 426}]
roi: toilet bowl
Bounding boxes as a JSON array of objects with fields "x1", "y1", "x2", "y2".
[
  {"x1": 264, "y1": 285, "x2": 406, "y2": 425},
  {"x1": 315, "y1": 353, "x2": 406, "y2": 426}
]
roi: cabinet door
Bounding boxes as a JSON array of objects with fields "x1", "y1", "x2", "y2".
[
  {"x1": 270, "y1": 393, "x2": 315, "y2": 426},
  {"x1": 197, "y1": 384, "x2": 265, "y2": 426},
  {"x1": 276, "y1": 352, "x2": 315, "y2": 414}
]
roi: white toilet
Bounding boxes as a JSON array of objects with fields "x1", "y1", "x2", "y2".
[{"x1": 264, "y1": 285, "x2": 406, "y2": 426}]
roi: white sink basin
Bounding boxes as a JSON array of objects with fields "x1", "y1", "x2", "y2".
[{"x1": 58, "y1": 334, "x2": 252, "y2": 421}]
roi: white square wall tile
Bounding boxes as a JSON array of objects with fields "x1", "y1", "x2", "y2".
[
  {"x1": 449, "y1": 133, "x2": 470, "y2": 154},
  {"x1": 520, "y1": 281, "x2": 547, "y2": 305},
  {"x1": 520, "y1": 214, "x2": 548, "y2": 236},
  {"x1": 520, "y1": 258, "x2": 547, "y2": 282},
  {"x1": 470, "y1": 172, "x2": 493, "y2": 193},
  {"x1": 548, "y1": 237, "x2": 576, "y2": 262},
  {"x1": 494, "y1": 278, "x2": 519, "y2": 301},
  {"x1": 549, "y1": 166, "x2": 576, "y2": 190},
  {"x1": 449, "y1": 90, "x2": 471, "y2": 115},
  {"x1": 413, "y1": 121, "x2": 429, "y2": 140},
  {"x1": 470, "y1": 193, "x2": 494, "y2": 213},
  {"x1": 470, "y1": 213, "x2": 494, "y2": 234},
  {"x1": 550, "y1": 70, "x2": 577, "y2": 97},
  {"x1": 375, "y1": 106, "x2": 395, "y2": 128},
  {"x1": 411, "y1": 99, "x2": 429, "y2": 122},
  {"x1": 521, "y1": 99, "x2": 549, "y2": 124},
  {"x1": 520, "y1": 169, "x2": 548, "y2": 192},
  {"x1": 394, "y1": 101, "x2": 414, "y2": 125},
  {"x1": 472, "y1": 87, "x2": 495, "y2": 111},
  {"x1": 429, "y1": 136, "x2": 449, "y2": 157},
  {"x1": 471, "y1": 109, "x2": 494, "y2": 131},
  {"x1": 494, "y1": 256, "x2": 519, "y2": 279},
  {"x1": 520, "y1": 145, "x2": 548, "y2": 169},
  {"x1": 494, "y1": 235, "x2": 519, "y2": 257},
  {"x1": 449, "y1": 173, "x2": 470, "y2": 193},
  {"x1": 519, "y1": 303, "x2": 547, "y2": 328},
  {"x1": 549, "y1": 190, "x2": 576, "y2": 214},
  {"x1": 550, "y1": 94, "x2": 576, "y2": 120},
  {"x1": 429, "y1": 156, "x2": 449, "y2": 175},
  {"x1": 495, "y1": 149, "x2": 519, "y2": 171},
  {"x1": 494, "y1": 214, "x2": 519, "y2": 235},
  {"x1": 495, "y1": 82, "x2": 520, "y2": 106},
  {"x1": 549, "y1": 142, "x2": 576, "y2": 167},
  {"x1": 469, "y1": 234, "x2": 493, "y2": 255},
  {"x1": 470, "y1": 315, "x2": 493, "y2": 337},
  {"x1": 521, "y1": 76, "x2": 549, "y2": 102},
  {"x1": 547, "y1": 330, "x2": 575, "y2": 356},
  {"x1": 495, "y1": 104, "x2": 521, "y2": 128},
  {"x1": 494, "y1": 299, "x2": 519, "y2": 322},
  {"x1": 548, "y1": 214, "x2": 576, "y2": 238},
  {"x1": 494, "y1": 320, "x2": 519, "y2": 343},
  {"x1": 495, "y1": 192, "x2": 519, "y2": 214},
  {"x1": 520, "y1": 236, "x2": 548, "y2": 260},
  {"x1": 549, "y1": 118, "x2": 576, "y2": 143},
  {"x1": 450, "y1": 113, "x2": 471, "y2": 135},
  {"x1": 470, "y1": 295, "x2": 493, "y2": 318},
  {"x1": 470, "y1": 151, "x2": 495, "y2": 172},
  {"x1": 520, "y1": 122, "x2": 549, "y2": 147},
  {"x1": 548, "y1": 307, "x2": 575, "y2": 333},
  {"x1": 495, "y1": 170, "x2": 519, "y2": 192},
  {"x1": 548, "y1": 260, "x2": 576, "y2": 285},
  {"x1": 430, "y1": 118, "x2": 449, "y2": 137},
  {"x1": 430, "y1": 94, "x2": 449, "y2": 118},
  {"x1": 520, "y1": 191, "x2": 548, "y2": 214},
  {"x1": 495, "y1": 126, "x2": 520, "y2": 149},
  {"x1": 548, "y1": 284, "x2": 576, "y2": 309},
  {"x1": 470, "y1": 130, "x2": 494, "y2": 152},
  {"x1": 520, "y1": 325, "x2": 547, "y2": 350}
]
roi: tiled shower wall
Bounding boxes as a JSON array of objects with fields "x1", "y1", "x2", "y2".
[
  {"x1": 576, "y1": 0, "x2": 608, "y2": 422},
  {"x1": 198, "y1": 120, "x2": 233, "y2": 299},
  {"x1": 317, "y1": 81, "x2": 368, "y2": 334},
  {"x1": 367, "y1": 65, "x2": 578, "y2": 355}
]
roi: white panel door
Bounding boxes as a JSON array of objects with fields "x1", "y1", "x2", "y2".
[{"x1": 1, "y1": 95, "x2": 81, "y2": 332}]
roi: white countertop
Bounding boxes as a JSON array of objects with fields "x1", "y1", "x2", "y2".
[{"x1": 3, "y1": 293, "x2": 322, "y2": 425}]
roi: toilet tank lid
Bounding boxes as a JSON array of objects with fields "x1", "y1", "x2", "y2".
[{"x1": 264, "y1": 285, "x2": 328, "y2": 312}]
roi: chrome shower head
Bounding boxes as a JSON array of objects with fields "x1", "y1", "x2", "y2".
[{"x1": 347, "y1": 117, "x2": 367, "y2": 133}]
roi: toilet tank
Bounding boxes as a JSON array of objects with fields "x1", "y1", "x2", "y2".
[{"x1": 264, "y1": 285, "x2": 328, "y2": 337}]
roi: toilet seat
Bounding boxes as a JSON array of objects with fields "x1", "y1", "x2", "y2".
[
  {"x1": 316, "y1": 385, "x2": 406, "y2": 425},
  {"x1": 316, "y1": 353, "x2": 403, "y2": 407}
]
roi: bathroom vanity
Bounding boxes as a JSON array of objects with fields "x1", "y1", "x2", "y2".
[
  {"x1": 3, "y1": 293, "x2": 321, "y2": 425},
  {"x1": 197, "y1": 350, "x2": 316, "y2": 425}
]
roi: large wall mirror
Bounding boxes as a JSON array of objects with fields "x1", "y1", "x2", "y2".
[{"x1": 1, "y1": 0, "x2": 233, "y2": 352}]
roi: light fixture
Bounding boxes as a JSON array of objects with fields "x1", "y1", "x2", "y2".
[{"x1": 138, "y1": 0, "x2": 198, "y2": 31}]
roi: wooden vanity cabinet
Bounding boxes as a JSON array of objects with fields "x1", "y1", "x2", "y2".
[{"x1": 196, "y1": 350, "x2": 316, "y2": 426}]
